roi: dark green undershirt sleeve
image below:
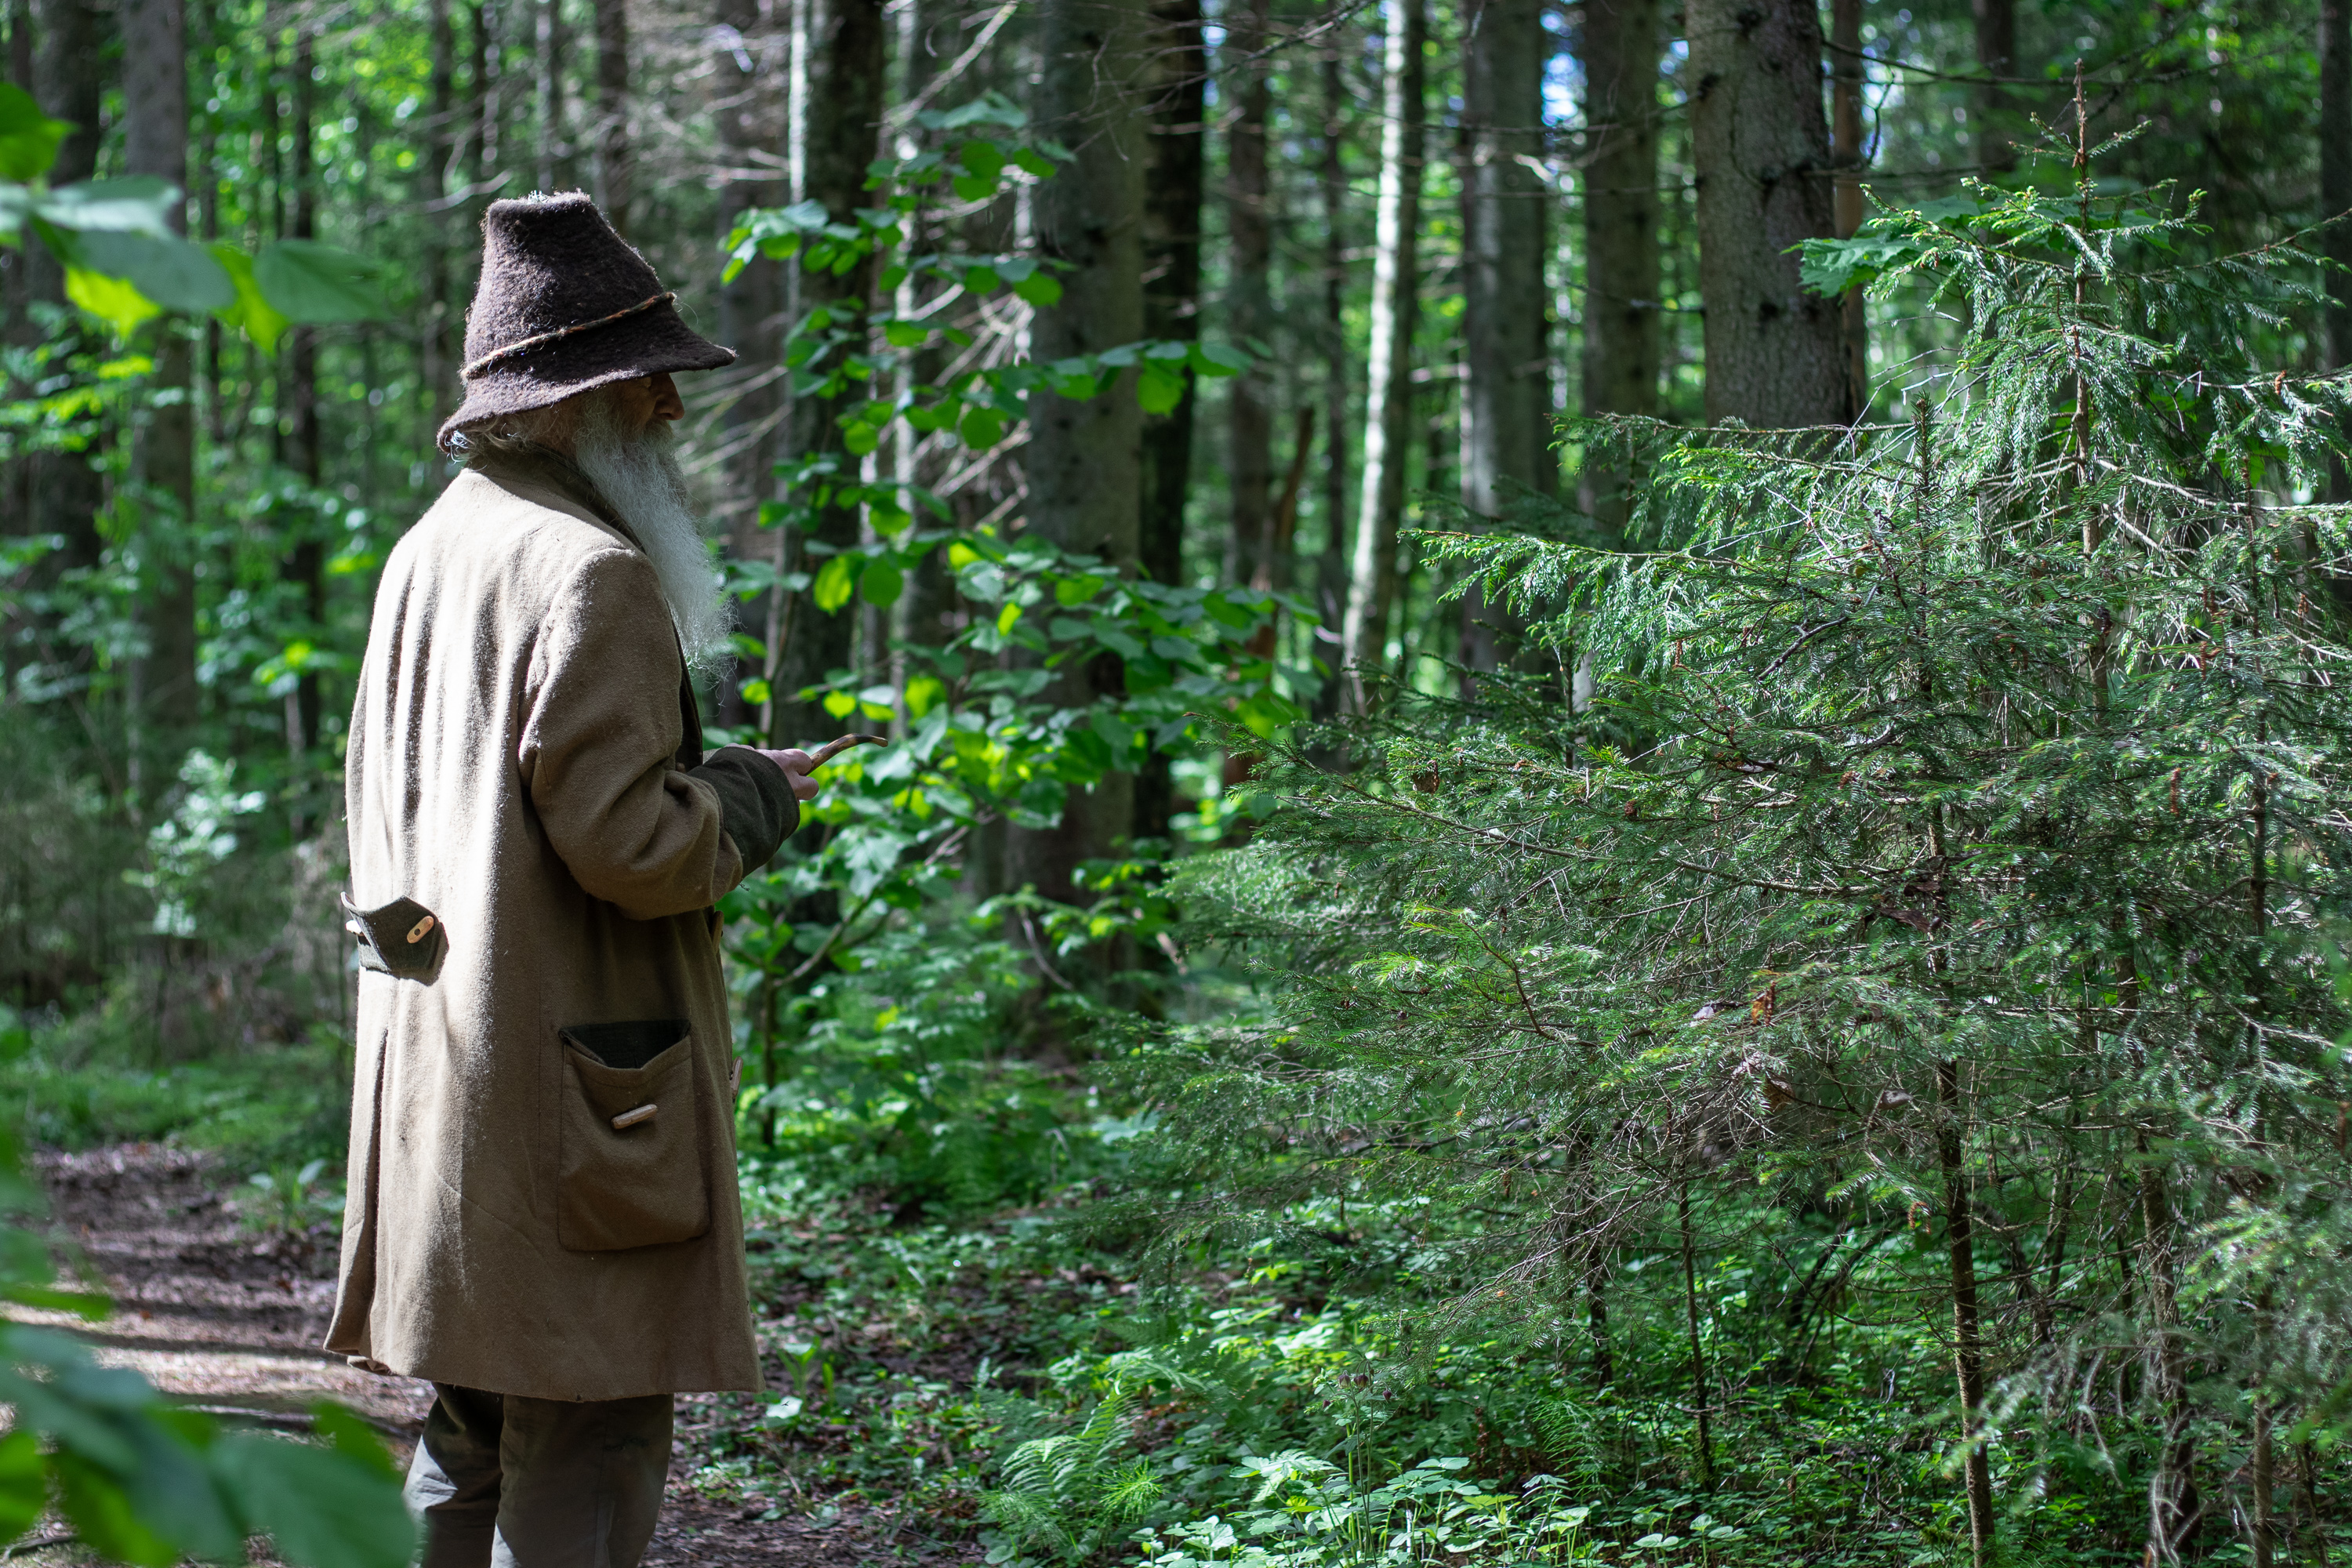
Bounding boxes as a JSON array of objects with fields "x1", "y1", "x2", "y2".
[{"x1": 688, "y1": 746, "x2": 800, "y2": 872}]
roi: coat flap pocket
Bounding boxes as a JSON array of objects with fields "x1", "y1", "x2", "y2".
[
  {"x1": 559, "y1": 1022, "x2": 691, "y2": 1120},
  {"x1": 341, "y1": 893, "x2": 448, "y2": 981},
  {"x1": 559, "y1": 1019, "x2": 690, "y2": 1071}
]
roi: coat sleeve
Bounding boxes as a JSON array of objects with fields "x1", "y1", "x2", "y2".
[
  {"x1": 519, "y1": 547, "x2": 743, "y2": 920},
  {"x1": 688, "y1": 747, "x2": 800, "y2": 872}
]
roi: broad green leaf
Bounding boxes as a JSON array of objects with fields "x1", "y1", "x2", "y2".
[
  {"x1": 1010, "y1": 271, "x2": 1061, "y2": 307},
  {"x1": 1189, "y1": 340, "x2": 1249, "y2": 376},
  {"x1": 310, "y1": 1403, "x2": 401, "y2": 1483},
  {"x1": 70, "y1": 229, "x2": 236, "y2": 312},
  {"x1": 963, "y1": 264, "x2": 1000, "y2": 295},
  {"x1": 210, "y1": 244, "x2": 292, "y2": 351},
  {"x1": 739, "y1": 677, "x2": 772, "y2": 706},
  {"x1": 858, "y1": 557, "x2": 905, "y2": 608},
  {"x1": 0, "y1": 83, "x2": 69, "y2": 182},
  {"x1": 0, "y1": 1430, "x2": 42, "y2": 1539},
  {"x1": 1010, "y1": 147, "x2": 1057, "y2": 179},
  {"x1": 253, "y1": 239, "x2": 386, "y2": 323},
  {"x1": 883, "y1": 320, "x2": 929, "y2": 348},
  {"x1": 1054, "y1": 574, "x2": 1105, "y2": 607},
  {"x1": 996, "y1": 602, "x2": 1022, "y2": 635},
  {"x1": 64, "y1": 267, "x2": 161, "y2": 335},
  {"x1": 812, "y1": 554, "x2": 858, "y2": 613},
  {"x1": 55, "y1": 1453, "x2": 181, "y2": 1568},
  {"x1": 959, "y1": 405, "x2": 1007, "y2": 449},
  {"x1": 952, "y1": 172, "x2": 996, "y2": 202},
  {"x1": 215, "y1": 1433, "x2": 417, "y2": 1568},
  {"x1": 1138, "y1": 363, "x2": 1185, "y2": 415},
  {"x1": 958, "y1": 139, "x2": 1006, "y2": 182}
]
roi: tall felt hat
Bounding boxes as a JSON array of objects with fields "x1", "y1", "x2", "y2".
[{"x1": 437, "y1": 193, "x2": 734, "y2": 450}]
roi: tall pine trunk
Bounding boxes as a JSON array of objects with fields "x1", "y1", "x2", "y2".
[
  {"x1": 2323, "y1": 0, "x2": 2350, "y2": 505},
  {"x1": 1576, "y1": 0, "x2": 1658, "y2": 537},
  {"x1": 713, "y1": 0, "x2": 781, "y2": 728},
  {"x1": 1686, "y1": 0, "x2": 1847, "y2": 428},
  {"x1": 25, "y1": 0, "x2": 107, "y2": 580},
  {"x1": 124, "y1": 0, "x2": 198, "y2": 759},
  {"x1": 280, "y1": 23, "x2": 325, "y2": 759},
  {"x1": 1972, "y1": 0, "x2": 2015, "y2": 172},
  {"x1": 1134, "y1": 0, "x2": 1203, "y2": 839},
  {"x1": 1938, "y1": 1058, "x2": 1996, "y2": 1568},
  {"x1": 593, "y1": 0, "x2": 630, "y2": 231},
  {"x1": 1222, "y1": 0, "x2": 1272, "y2": 591},
  {"x1": 1338, "y1": 0, "x2": 1421, "y2": 709},
  {"x1": 1829, "y1": 0, "x2": 1866, "y2": 415},
  {"x1": 1009, "y1": 0, "x2": 1146, "y2": 906},
  {"x1": 1457, "y1": 0, "x2": 1548, "y2": 675},
  {"x1": 768, "y1": 0, "x2": 884, "y2": 750},
  {"x1": 1312, "y1": 7, "x2": 1348, "y2": 714}
]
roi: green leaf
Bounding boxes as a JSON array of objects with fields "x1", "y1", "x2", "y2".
[
  {"x1": 884, "y1": 319, "x2": 929, "y2": 348},
  {"x1": 214, "y1": 1433, "x2": 417, "y2": 1568},
  {"x1": 1189, "y1": 340, "x2": 1249, "y2": 377},
  {"x1": 64, "y1": 267, "x2": 162, "y2": 335},
  {"x1": 0, "y1": 1431, "x2": 43, "y2": 1539},
  {"x1": 963, "y1": 264, "x2": 1000, "y2": 295},
  {"x1": 952, "y1": 172, "x2": 996, "y2": 202},
  {"x1": 1010, "y1": 147, "x2": 1058, "y2": 179},
  {"x1": 310, "y1": 1404, "x2": 401, "y2": 1484},
  {"x1": 958, "y1": 139, "x2": 1006, "y2": 182},
  {"x1": 34, "y1": 177, "x2": 176, "y2": 234},
  {"x1": 70, "y1": 229, "x2": 236, "y2": 312},
  {"x1": 55, "y1": 1453, "x2": 181, "y2": 1568},
  {"x1": 1138, "y1": 363, "x2": 1185, "y2": 415},
  {"x1": 209, "y1": 244, "x2": 292, "y2": 351},
  {"x1": 842, "y1": 420, "x2": 882, "y2": 456},
  {"x1": 739, "y1": 677, "x2": 772, "y2": 706},
  {"x1": 1011, "y1": 271, "x2": 1062, "y2": 307},
  {"x1": 0, "y1": 82, "x2": 70, "y2": 182},
  {"x1": 1054, "y1": 574, "x2": 1105, "y2": 607},
  {"x1": 253, "y1": 239, "x2": 386, "y2": 323},
  {"x1": 858, "y1": 557, "x2": 905, "y2": 607},
  {"x1": 812, "y1": 554, "x2": 859, "y2": 613},
  {"x1": 959, "y1": 405, "x2": 1007, "y2": 449}
]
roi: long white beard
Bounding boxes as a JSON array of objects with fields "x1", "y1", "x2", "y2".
[{"x1": 572, "y1": 408, "x2": 734, "y2": 687}]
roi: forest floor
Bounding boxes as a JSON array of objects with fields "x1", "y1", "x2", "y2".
[{"x1": 9, "y1": 1144, "x2": 933, "y2": 1566}]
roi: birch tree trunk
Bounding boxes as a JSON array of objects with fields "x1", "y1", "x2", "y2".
[
  {"x1": 1008, "y1": 0, "x2": 1146, "y2": 906},
  {"x1": 1576, "y1": 0, "x2": 1658, "y2": 537},
  {"x1": 1134, "y1": 0, "x2": 1204, "y2": 840},
  {"x1": 593, "y1": 0, "x2": 631, "y2": 231},
  {"x1": 124, "y1": 0, "x2": 199, "y2": 746},
  {"x1": 1457, "y1": 0, "x2": 1548, "y2": 675},
  {"x1": 1686, "y1": 0, "x2": 1847, "y2": 428},
  {"x1": 1339, "y1": 0, "x2": 1422, "y2": 710},
  {"x1": 768, "y1": 0, "x2": 884, "y2": 750}
]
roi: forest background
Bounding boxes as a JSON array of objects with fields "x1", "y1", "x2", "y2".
[{"x1": 5, "y1": 0, "x2": 2352, "y2": 1562}]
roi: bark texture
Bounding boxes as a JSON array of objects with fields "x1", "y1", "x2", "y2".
[
  {"x1": 1971, "y1": 0, "x2": 2015, "y2": 171},
  {"x1": 1457, "y1": 0, "x2": 1548, "y2": 674},
  {"x1": 712, "y1": 0, "x2": 781, "y2": 729},
  {"x1": 1338, "y1": 0, "x2": 1422, "y2": 706},
  {"x1": 281, "y1": 24, "x2": 327, "y2": 757},
  {"x1": 2325, "y1": 0, "x2": 2351, "y2": 502},
  {"x1": 24, "y1": 0, "x2": 107, "y2": 577},
  {"x1": 1829, "y1": 0, "x2": 1866, "y2": 416},
  {"x1": 1223, "y1": 0, "x2": 1273, "y2": 592},
  {"x1": 124, "y1": 0, "x2": 199, "y2": 744},
  {"x1": 593, "y1": 0, "x2": 630, "y2": 232},
  {"x1": 768, "y1": 0, "x2": 884, "y2": 751},
  {"x1": 1312, "y1": 7, "x2": 1348, "y2": 711},
  {"x1": 1938, "y1": 1058, "x2": 1995, "y2": 1567},
  {"x1": 1009, "y1": 0, "x2": 1148, "y2": 904},
  {"x1": 1577, "y1": 0, "x2": 1658, "y2": 535},
  {"x1": 1686, "y1": 0, "x2": 1848, "y2": 428}
]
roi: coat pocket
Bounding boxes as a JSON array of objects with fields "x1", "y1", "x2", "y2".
[
  {"x1": 341, "y1": 893, "x2": 448, "y2": 982},
  {"x1": 556, "y1": 1022, "x2": 710, "y2": 1252}
]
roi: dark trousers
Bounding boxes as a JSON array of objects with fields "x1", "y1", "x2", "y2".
[{"x1": 405, "y1": 1382, "x2": 674, "y2": 1568}]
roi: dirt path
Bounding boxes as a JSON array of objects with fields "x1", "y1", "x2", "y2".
[{"x1": 20, "y1": 1145, "x2": 913, "y2": 1566}]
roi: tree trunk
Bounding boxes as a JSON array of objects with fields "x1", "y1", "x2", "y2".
[
  {"x1": 1829, "y1": 0, "x2": 1866, "y2": 416},
  {"x1": 123, "y1": 0, "x2": 199, "y2": 758},
  {"x1": 24, "y1": 0, "x2": 107, "y2": 579},
  {"x1": 1686, "y1": 0, "x2": 1848, "y2": 428},
  {"x1": 1457, "y1": 0, "x2": 1548, "y2": 676},
  {"x1": 1971, "y1": 0, "x2": 2016, "y2": 172},
  {"x1": 535, "y1": 0, "x2": 568, "y2": 191},
  {"x1": 1938, "y1": 1058, "x2": 1996, "y2": 1568},
  {"x1": 1577, "y1": 0, "x2": 1659, "y2": 540},
  {"x1": 1312, "y1": 5, "x2": 1348, "y2": 716},
  {"x1": 423, "y1": 0, "x2": 457, "y2": 419},
  {"x1": 2324, "y1": 0, "x2": 2351, "y2": 504},
  {"x1": 281, "y1": 23, "x2": 325, "y2": 759},
  {"x1": 1007, "y1": 0, "x2": 1146, "y2": 906},
  {"x1": 593, "y1": 0, "x2": 630, "y2": 230},
  {"x1": 2140, "y1": 1134, "x2": 2203, "y2": 1563},
  {"x1": 469, "y1": 0, "x2": 495, "y2": 187},
  {"x1": 1223, "y1": 0, "x2": 1273, "y2": 593},
  {"x1": 5, "y1": 0, "x2": 27, "y2": 86},
  {"x1": 1134, "y1": 0, "x2": 1204, "y2": 839},
  {"x1": 1338, "y1": 0, "x2": 1422, "y2": 709},
  {"x1": 1678, "y1": 1185, "x2": 1715, "y2": 1488},
  {"x1": 1585, "y1": 1245, "x2": 1615, "y2": 1390},
  {"x1": 768, "y1": 0, "x2": 884, "y2": 750},
  {"x1": 713, "y1": 0, "x2": 781, "y2": 728}
]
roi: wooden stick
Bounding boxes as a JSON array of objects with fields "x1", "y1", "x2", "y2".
[
  {"x1": 611, "y1": 1104, "x2": 657, "y2": 1131},
  {"x1": 807, "y1": 733, "x2": 887, "y2": 768}
]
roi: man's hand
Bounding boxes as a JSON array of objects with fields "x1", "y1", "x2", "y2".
[{"x1": 754, "y1": 749, "x2": 821, "y2": 803}]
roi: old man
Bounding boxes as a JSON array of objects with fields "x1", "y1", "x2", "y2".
[{"x1": 328, "y1": 193, "x2": 808, "y2": 1565}]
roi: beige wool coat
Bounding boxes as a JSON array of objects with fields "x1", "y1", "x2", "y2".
[{"x1": 326, "y1": 448, "x2": 795, "y2": 1401}]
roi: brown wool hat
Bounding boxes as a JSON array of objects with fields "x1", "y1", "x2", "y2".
[{"x1": 437, "y1": 193, "x2": 735, "y2": 452}]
